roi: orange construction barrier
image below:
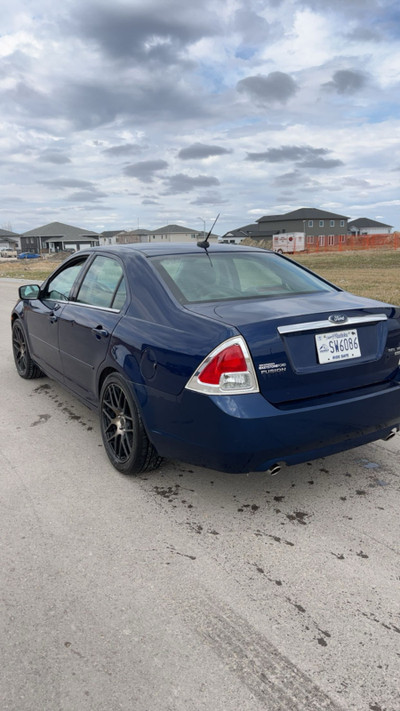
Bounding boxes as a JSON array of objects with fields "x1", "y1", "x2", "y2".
[{"x1": 305, "y1": 233, "x2": 398, "y2": 253}]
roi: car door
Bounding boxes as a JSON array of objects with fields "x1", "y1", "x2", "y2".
[
  {"x1": 57, "y1": 255, "x2": 127, "y2": 404},
  {"x1": 24, "y1": 257, "x2": 88, "y2": 380}
]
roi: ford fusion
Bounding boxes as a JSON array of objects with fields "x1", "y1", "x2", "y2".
[{"x1": 11, "y1": 243, "x2": 400, "y2": 475}]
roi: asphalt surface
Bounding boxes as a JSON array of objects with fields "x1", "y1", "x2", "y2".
[{"x1": 1, "y1": 278, "x2": 399, "y2": 711}]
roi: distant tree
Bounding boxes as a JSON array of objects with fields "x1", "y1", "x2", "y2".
[{"x1": 1, "y1": 221, "x2": 14, "y2": 232}]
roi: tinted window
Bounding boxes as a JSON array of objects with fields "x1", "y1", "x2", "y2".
[
  {"x1": 151, "y1": 252, "x2": 336, "y2": 303},
  {"x1": 76, "y1": 255, "x2": 125, "y2": 309},
  {"x1": 45, "y1": 259, "x2": 87, "y2": 301},
  {"x1": 111, "y1": 278, "x2": 127, "y2": 310}
]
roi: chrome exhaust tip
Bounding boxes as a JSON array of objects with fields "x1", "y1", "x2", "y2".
[
  {"x1": 268, "y1": 464, "x2": 281, "y2": 476},
  {"x1": 384, "y1": 428, "x2": 397, "y2": 441}
]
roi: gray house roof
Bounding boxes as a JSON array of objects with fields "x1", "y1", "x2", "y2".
[
  {"x1": 0, "y1": 228, "x2": 20, "y2": 237},
  {"x1": 222, "y1": 223, "x2": 260, "y2": 238},
  {"x1": 150, "y1": 224, "x2": 201, "y2": 235},
  {"x1": 23, "y1": 221, "x2": 99, "y2": 238},
  {"x1": 348, "y1": 218, "x2": 392, "y2": 229},
  {"x1": 257, "y1": 208, "x2": 349, "y2": 223}
]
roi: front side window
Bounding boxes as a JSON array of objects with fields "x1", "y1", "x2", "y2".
[
  {"x1": 45, "y1": 259, "x2": 87, "y2": 301},
  {"x1": 319, "y1": 220, "x2": 324, "y2": 227},
  {"x1": 76, "y1": 255, "x2": 125, "y2": 309},
  {"x1": 151, "y1": 251, "x2": 336, "y2": 303}
]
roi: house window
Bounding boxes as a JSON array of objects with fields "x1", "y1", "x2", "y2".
[
  {"x1": 319, "y1": 220, "x2": 324, "y2": 227},
  {"x1": 340, "y1": 220, "x2": 345, "y2": 227},
  {"x1": 307, "y1": 235, "x2": 315, "y2": 244},
  {"x1": 308, "y1": 220, "x2": 313, "y2": 227},
  {"x1": 340, "y1": 235, "x2": 346, "y2": 243},
  {"x1": 318, "y1": 235, "x2": 325, "y2": 246},
  {"x1": 328, "y1": 235, "x2": 335, "y2": 246},
  {"x1": 330, "y1": 220, "x2": 335, "y2": 227}
]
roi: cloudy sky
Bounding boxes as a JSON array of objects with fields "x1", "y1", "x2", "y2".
[{"x1": 2, "y1": 0, "x2": 400, "y2": 236}]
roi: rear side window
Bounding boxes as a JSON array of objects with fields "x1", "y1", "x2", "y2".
[
  {"x1": 112, "y1": 279, "x2": 127, "y2": 310},
  {"x1": 76, "y1": 255, "x2": 126, "y2": 309}
]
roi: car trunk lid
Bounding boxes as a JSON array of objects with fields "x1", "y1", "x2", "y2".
[{"x1": 185, "y1": 292, "x2": 400, "y2": 405}]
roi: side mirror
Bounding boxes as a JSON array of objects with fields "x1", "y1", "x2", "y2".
[{"x1": 19, "y1": 284, "x2": 40, "y2": 300}]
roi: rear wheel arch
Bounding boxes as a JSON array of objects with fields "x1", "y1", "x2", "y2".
[{"x1": 98, "y1": 366, "x2": 118, "y2": 398}]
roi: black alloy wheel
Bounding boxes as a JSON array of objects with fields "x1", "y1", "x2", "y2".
[
  {"x1": 100, "y1": 372, "x2": 162, "y2": 475},
  {"x1": 12, "y1": 320, "x2": 43, "y2": 379}
]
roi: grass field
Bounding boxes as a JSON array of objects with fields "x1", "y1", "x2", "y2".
[
  {"x1": 0, "y1": 256, "x2": 64, "y2": 282},
  {"x1": 1, "y1": 249, "x2": 399, "y2": 305},
  {"x1": 292, "y1": 250, "x2": 400, "y2": 305}
]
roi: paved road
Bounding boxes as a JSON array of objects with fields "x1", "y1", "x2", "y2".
[{"x1": 1, "y1": 278, "x2": 399, "y2": 711}]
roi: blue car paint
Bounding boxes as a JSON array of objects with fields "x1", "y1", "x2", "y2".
[
  {"x1": 187, "y1": 294, "x2": 400, "y2": 404},
  {"x1": 140, "y1": 383, "x2": 400, "y2": 473},
  {"x1": 12, "y1": 243, "x2": 400, "y2": 474}
]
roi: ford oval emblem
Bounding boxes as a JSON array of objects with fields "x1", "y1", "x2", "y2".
[{"x1": 328, "y1": 314, "x2": 348, "y2": 324}]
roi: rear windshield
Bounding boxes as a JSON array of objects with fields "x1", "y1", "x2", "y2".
[{"x1": 150, "y1": 251, "x2": 337, "y2": 304}]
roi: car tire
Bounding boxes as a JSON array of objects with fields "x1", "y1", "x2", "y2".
[
  {"x1": 100, "y1": 372, "x2": 162, "y2": 475},
  {"x1": 12, "y1": 320, "x2": 43, "y2": 379}
]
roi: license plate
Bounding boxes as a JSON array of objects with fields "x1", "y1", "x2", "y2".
[{"x1": 315, "y1": 329, "x2": 361, "y2": 364}]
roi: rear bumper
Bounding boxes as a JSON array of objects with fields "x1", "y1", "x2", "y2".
[{"x1": 140, "y1": 381, "x2": 400, "y2": 473}]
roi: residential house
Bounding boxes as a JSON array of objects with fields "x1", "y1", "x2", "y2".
[
  {"x1": 116, "y1": 229, "x2": 152, "y2": 244},
  {"x1": 219, "y1": 222, "x2": 273, "y2": 245},
  {"x1": 146, "y1": 224, "x2": 213, "y2": 243},
  {"x1": 99, "y1": 230, "x2": 125, "y2": 246},
  {"x1": 0, "y1": 228, "x2": 21, "y2": 250},
  {"x1": 348, "y1": 218, "x2": 392, "y2": 235},
  {"x1": 256, "y1": 208, "x2": 349, "y2": 243},
  {"x1": 21, "y1": 222, "x2": 99, "y2": 253}
]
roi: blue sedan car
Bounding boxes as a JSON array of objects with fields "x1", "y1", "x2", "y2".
[{"x1": 11, "y1": 243, "x2": 400, "y2": 475}]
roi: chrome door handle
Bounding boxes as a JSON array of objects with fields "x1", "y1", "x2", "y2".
[
  {"x1": 49, "y1": 302, "x2": 61, "y2": 323},
  {"x1": 92, "y1": 326, "x2": 109, "y2": 338}
]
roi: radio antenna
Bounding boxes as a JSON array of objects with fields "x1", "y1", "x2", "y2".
[{"x1": 196, "y1": 213, "x2": 220, "y2": 251}]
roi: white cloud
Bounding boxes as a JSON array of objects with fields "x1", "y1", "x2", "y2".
[{"x1": 0, "y1": 0, "x2": 399, "y2": 234}]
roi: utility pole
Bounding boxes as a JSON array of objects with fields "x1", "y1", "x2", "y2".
[{"x1": 198, "y1": 217, "x2": 206, "y2": 239}]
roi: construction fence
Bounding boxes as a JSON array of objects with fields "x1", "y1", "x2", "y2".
[{"x1": 305, "y1": 232, "x2": 400, "y2": 253}]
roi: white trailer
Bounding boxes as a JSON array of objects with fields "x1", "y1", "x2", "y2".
[{"x1": 272, "y1": 232, "x2": 305, "y2": 254}]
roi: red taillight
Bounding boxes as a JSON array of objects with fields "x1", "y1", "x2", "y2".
[
  {"x1": 198, "y1": 344, "x2": 247, "y2": 385},
  {"x1": 185, "y1": 336, "x2": 259, "y2": 395}
]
